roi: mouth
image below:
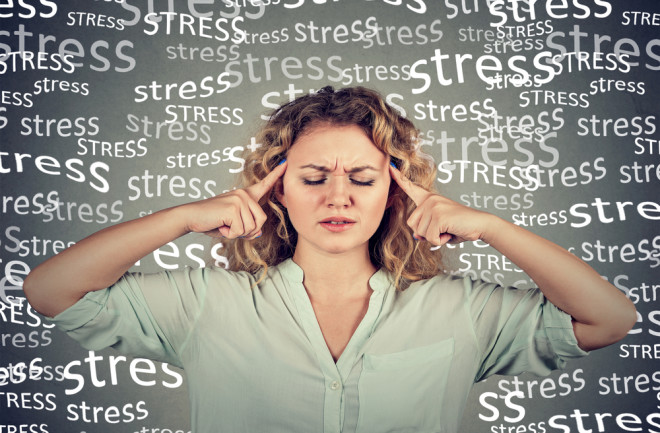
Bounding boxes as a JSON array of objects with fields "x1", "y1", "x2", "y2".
[
  {"x1": 319, "y1": 217, "x2": 356, "y2": 232},
  {"x1": 320, "y1": 217, "x2": 356, "y2": 224}
]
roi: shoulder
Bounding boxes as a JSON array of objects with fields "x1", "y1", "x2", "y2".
[
  {"x1": 149, "y1": 259, "x2": 299, "y2": 294},
  {"x1": 121, "y1": 265, "x2": 256, "y2": 290},
  {"x1": 405, "y1": 272, "x2": 474, "y2": 297},
  {"x1": 402, "y1": 273, "x2": 532, "y2": 311},
  {"x1": 203, "y1": 265, "x2": 258, "y2": 286},
  {"x1": 117, "y1": 266, "x2": 261, "y2": 311},
  {"x1": 199, "y1": 261, "x2": 295, "y2": 297},
  {"x1": 394, "y1": 272, "x2": 474, "y2": 309}
]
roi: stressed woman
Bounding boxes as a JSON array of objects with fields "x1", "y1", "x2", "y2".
[{"x1": 23, "y1": 86, "x2": 636, "y2": 433}]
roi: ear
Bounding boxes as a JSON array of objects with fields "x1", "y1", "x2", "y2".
[{"x1": 274, "y1": 179, "x2": 287, "y2": 208}]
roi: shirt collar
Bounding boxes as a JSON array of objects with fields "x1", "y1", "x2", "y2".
[{"x1": 277, "y1": 258, "x2": 391, "y2": 292}]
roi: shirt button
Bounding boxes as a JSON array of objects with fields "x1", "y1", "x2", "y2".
[{"x1": 330, "y1": 380, "x2": 341, "y2": 390}]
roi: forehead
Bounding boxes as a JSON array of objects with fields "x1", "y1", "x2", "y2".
[{"x1": 288, "y1": 124, "x2": 384, "y2": 163}]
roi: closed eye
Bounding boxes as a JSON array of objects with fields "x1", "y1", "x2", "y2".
[
  {"x1": 302, "y1": 178, "x2": 375, "y2": 186},
  {"x1": 303, "y1": 178, "x2": 325, "y2": 185},
  {"x1": 351, "y1": 179, "x2": 375, "y2": 186}
]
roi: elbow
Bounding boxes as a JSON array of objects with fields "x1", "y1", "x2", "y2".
[
  {"x1": 601, "y1": 291, "x2": 638, "y2": 345},
  {"x1": 616, "y1": 299, "x2": 639, "y2": 342},
  {"x1": 22, "y1": 273, "x2": 40, "y2": 312},
  {"x1": 22, "y1": 271, "x2": 54, "y2": 318},
  {"x1": 575, "y1": 299, "x2": 638, "y2": 352},
  {"x1": 601, "y1": 298, "x2": 638, "y2": 348},
  {"x1": 23, "y1": 268, "x2": 92, "y2": 318}
]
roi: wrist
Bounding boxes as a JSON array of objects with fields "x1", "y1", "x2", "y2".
[
  {"x1": 159, "y1": 204, "x2": 197, "y2": 235},
  {"x1": 478, "y1": 213, "x2": 510, "y2": 245}
]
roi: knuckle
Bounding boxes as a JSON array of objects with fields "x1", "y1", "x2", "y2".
[{"x1": 229, "y1": 202, "x2": 242, "y2": 213}]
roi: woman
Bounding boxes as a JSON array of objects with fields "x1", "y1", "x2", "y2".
[{"x1": 24, "y1": 86, "x2": 636, "y2": 433}]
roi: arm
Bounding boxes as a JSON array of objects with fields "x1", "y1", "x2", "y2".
[
  {"x1": 389, "y1": 164, "x2": 637, "y2": 352},
  {"x1": 24, "y1": 205, "x2": 189, "y2": 318},
  {"x1": 23, "y1": 162, "x2": 287, "y2": 318},
  {"x1": 480, "y1": 216, "x2": 636, "y2": 352}
]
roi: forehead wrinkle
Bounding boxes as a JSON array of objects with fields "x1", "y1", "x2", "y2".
[{"x1": 299, "y1": 163, "x2": 378, "y2": 174}]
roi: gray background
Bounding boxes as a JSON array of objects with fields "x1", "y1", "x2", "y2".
[{"x1": 1, "y1": 0, "x2": 658, "y2": 432}]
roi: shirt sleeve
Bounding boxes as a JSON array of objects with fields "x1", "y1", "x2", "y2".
[
  {"x1": 465, "y1": 277, "x2": 589, "y2": 382},
  {"x1": 46, "y1": 267, "x2": 210, "y2": 368}
]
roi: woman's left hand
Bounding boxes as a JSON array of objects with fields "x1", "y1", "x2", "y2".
[
  {"x1": 389, "y1": 163, "x2": 493, "y2": 247},
  {"x1": 390, "y1": 163, "x2": 637, "y2": 351}
]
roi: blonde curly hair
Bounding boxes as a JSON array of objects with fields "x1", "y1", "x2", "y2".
[{"x1": 219, "y1": 86, "x2": 447, "y2": 289}]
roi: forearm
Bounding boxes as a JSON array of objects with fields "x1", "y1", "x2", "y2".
[
  {"x1": 481, "y1": 215, "x2": 637, "y2": 350},
  {"x1": 23, "y1": 162, "x2": 287, "y2": 318},
  {"x1": 23, "y1": 205, "x2": 191, "y2": 318}
]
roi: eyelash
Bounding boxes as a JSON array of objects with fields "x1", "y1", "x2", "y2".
[{"x1": 303, "y1": 178, "x2": 375, "y2": 187}]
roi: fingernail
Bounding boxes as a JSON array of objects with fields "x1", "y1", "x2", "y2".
[
  {"x1": 413, "y1": 235, "x2": 419, "y2": 240},
  {"x1": 256, "y1": 234, "x2": 262, "y2": 238},
  {"x1": 390, "y1": 161, "x2": 397, "y2": 169},
  {"x1": 278, "y1": 158, "x2": 287, "y2": 166}
]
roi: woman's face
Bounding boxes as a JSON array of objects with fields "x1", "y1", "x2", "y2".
[{"x1": 278, "y1": 123, "x2": 391, "y2": 257}]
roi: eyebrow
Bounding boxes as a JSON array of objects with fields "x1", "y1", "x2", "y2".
[{"x1": 299, "y1": 164, "x2": 378, "y2": 174}]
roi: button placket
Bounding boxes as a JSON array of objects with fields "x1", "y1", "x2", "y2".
[{"x1": 282, "y1": 260, "x2": 393, "y2": 432}]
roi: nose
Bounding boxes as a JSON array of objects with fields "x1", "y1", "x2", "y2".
[{"x1": 325, "y1": 176, "x2": 351, "y2": 208}]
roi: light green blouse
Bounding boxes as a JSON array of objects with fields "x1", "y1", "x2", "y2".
[{"x1": 49, "y1": 259, "x2": 588, "y2": 433}]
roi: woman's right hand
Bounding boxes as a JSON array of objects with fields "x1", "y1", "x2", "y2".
[
  {"x1": 23, "y1": 161, "x2": 287, "y2": 317},
  {"x1": 184, "y1": 161, "x2": 287, "y2": 240}
]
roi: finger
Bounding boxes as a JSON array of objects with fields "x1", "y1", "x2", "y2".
[
  {"x1": 224, "y1": 213, "x2": 245, "y2": 239},
  {"x1": 436, "y1": 233, "x2": 453, "y2": 247},
  {"x1": 246, "y1": 230, "x2": 263, "y2": 241},
  {"x1": 217, "y1": 225, "x2": 232, "y2": 238},
  {"x1": 406, "y1": 199, "x2": 431, "y2": 234},
  {"x1": 425, "y1": 213, "x2": 448, "y2": 246},
  {"x1": 251, "y1": 200, "x2": 268, "y2": 230},
  {"x1": 420, "y1": 232, "x2": 451, "y2": 247},
  {"x1": 388, "y1": 163, "x2": 429, "y2": 206},
  {"x1": 415, "y1": 208, "x2": 433, "y2": 240},
  {"x1": 237, "y1": 204, "x2": 257, "y2": 238},
  {"x1": 203, "y1": 229, "x2": 226, "y2": 238},
  {"x1": 246, "y1": 160, "x2": 288, "y2": 201},
  {"x1": 243, "y1": 199, "x2": 267, "y2": 238}
]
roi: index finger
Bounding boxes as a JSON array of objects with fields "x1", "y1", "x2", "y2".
[
  {"x1": 389, "y1": 162, "x2": 430, "y2": 206},
  {"x1": 246, "y1": 160, "x2": 288, "y2": 201}
]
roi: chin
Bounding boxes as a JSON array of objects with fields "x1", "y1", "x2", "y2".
[
  {"x1": 316, "y1": 244, "x2": 351, "y2": 255},
  {"x1": 317, "y1": 240, "x2": 368, "y2": 256}
]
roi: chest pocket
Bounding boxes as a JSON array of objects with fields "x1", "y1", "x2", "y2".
[{"x1": 355, "y1": 338, "x2": 454, "y2": 433}]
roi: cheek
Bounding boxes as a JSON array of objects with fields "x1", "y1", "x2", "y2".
[
  {"x1": 282, "y1": 178, "x2": 304, "y2": 207},
  {"x1": 378, "y1": 182, "x2": 392, "y2": 205},
  {"x1": 284, "y1": 185, "x2": 322, "y2": 214},
  {"x1": 366, "y1": 187, "x2": 390, "y2": 215}
]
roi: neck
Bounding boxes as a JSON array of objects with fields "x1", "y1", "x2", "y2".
[{"x1": 292, "y1": 246, "x2": 377, "y2": 303}]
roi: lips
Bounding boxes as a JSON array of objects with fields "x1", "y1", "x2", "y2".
[
  {"x1": 319, "y1": 216, "x2": 356, "y2": 232},
  {"x1": 320, "y1": 216, "x2": 356, "y2": 224}
]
